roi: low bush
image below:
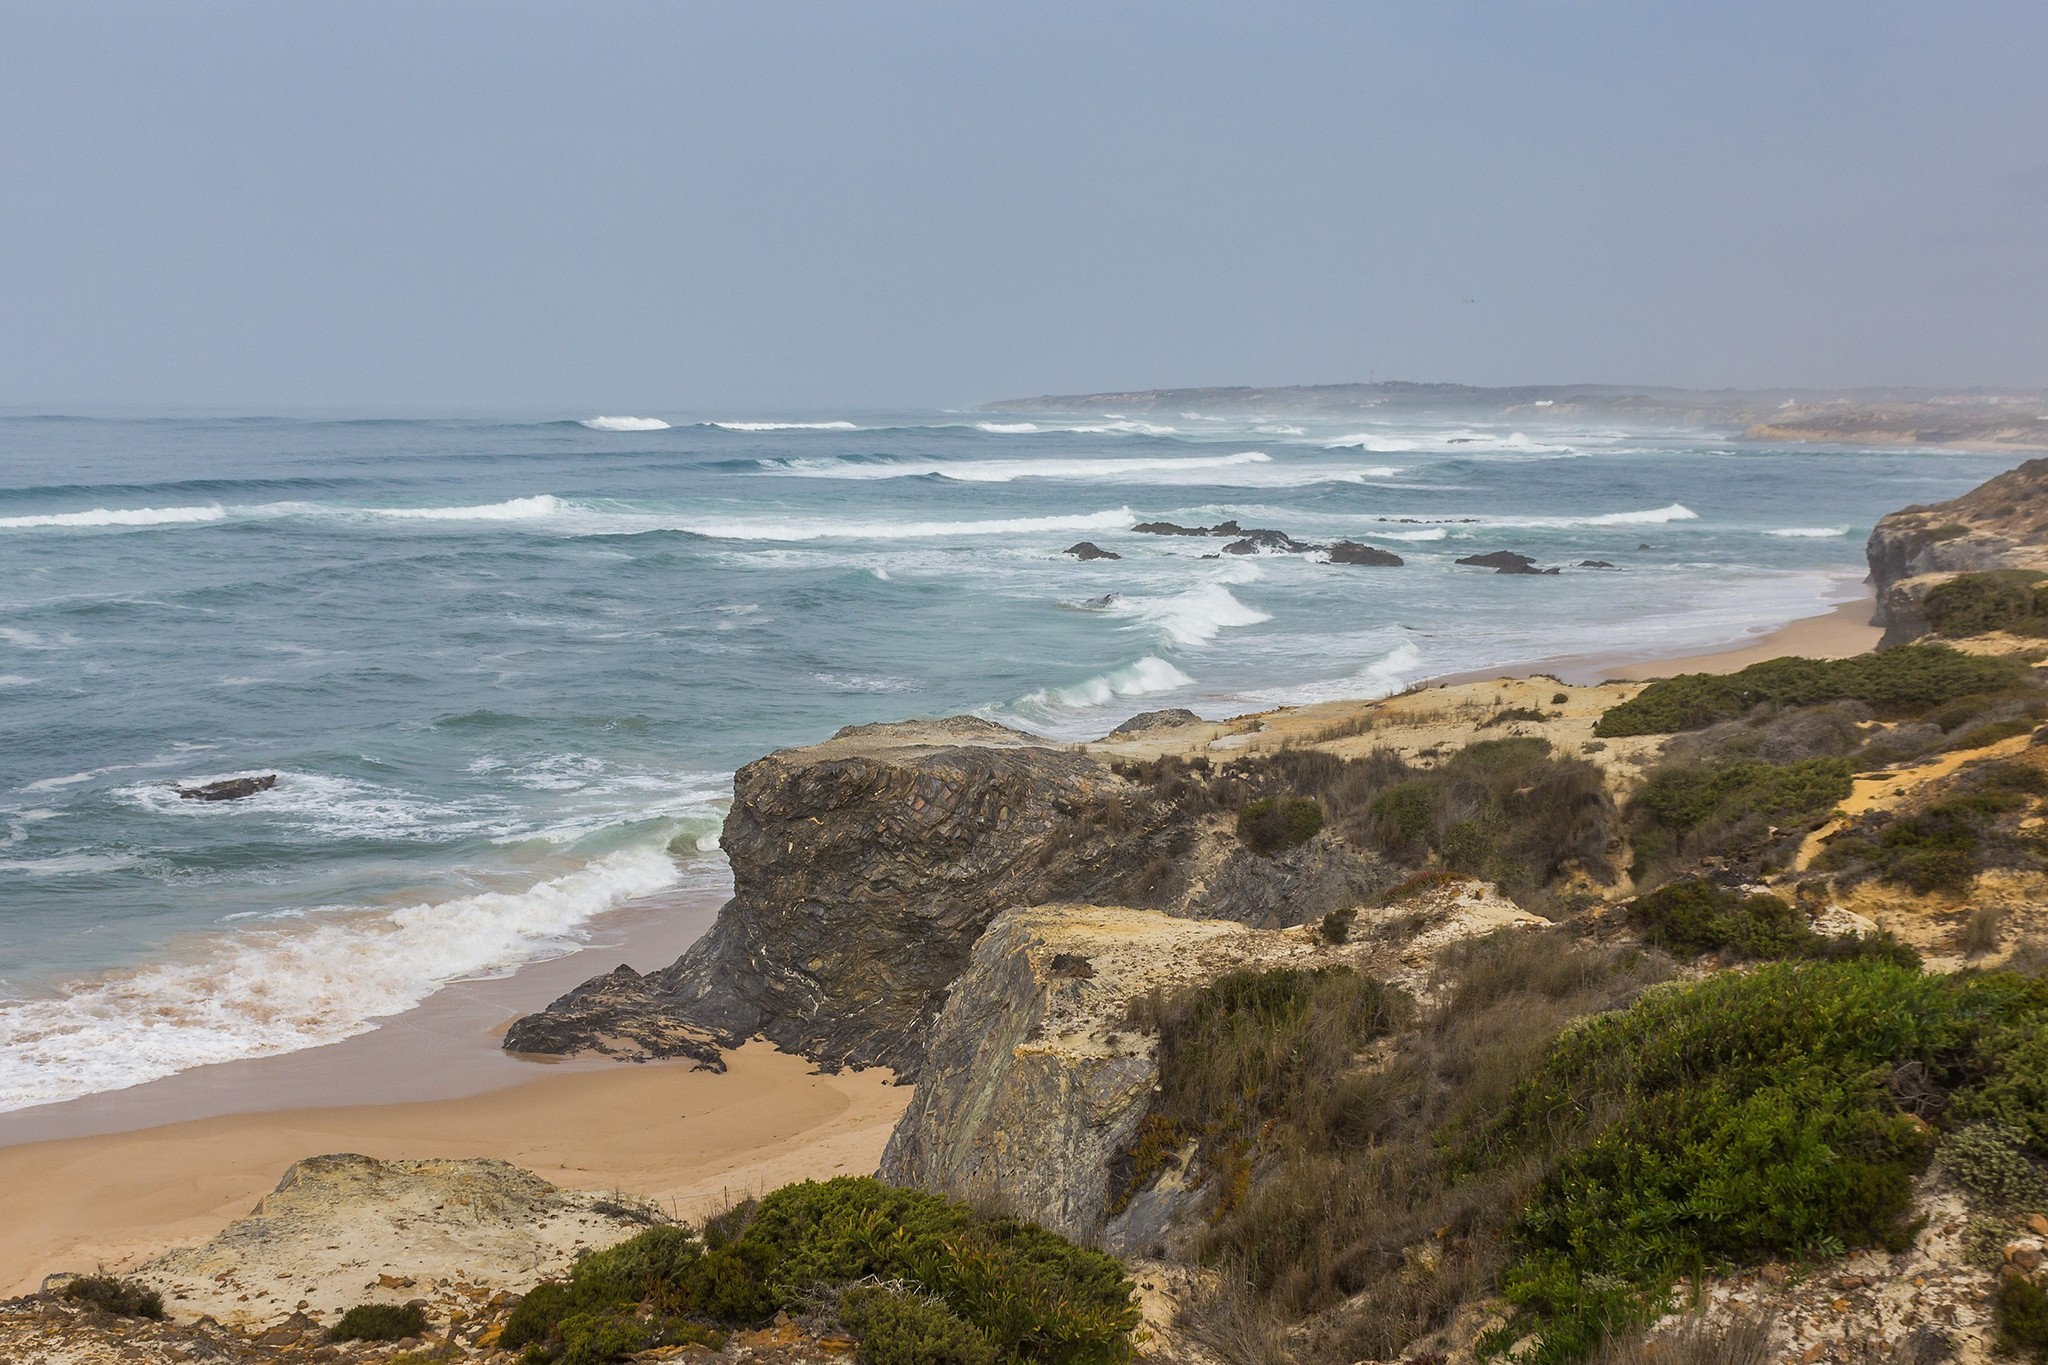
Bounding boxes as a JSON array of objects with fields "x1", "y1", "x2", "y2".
[
  {"x1": 332, "y1": 1302, "x2": 429, "y2": 1342},
  {"x1": 1816, "y1": 759, "x2": 2048, "y2": 895},
  {"x1": 1594, "y1": 646, "x2": 2031, "y2": 737},
  {"x1": 1922, "y1": 570, "x2": 2048, "y2": 639},
  {"x1": 503, "y1": 1180, "x2": 1137, "y2": 1365},
  {"x1": 839, "y1": 1284, "x2": 999, "y2": 1365},
  {"x1": 1236, "y1": 796, "x2": 1324, "y2": 855},
  {"x1": 1627, "y1": 756, "x2": 1852, "y2": 883},
  {"x1": 1626, "y1": 879, "x2": 1919, "y2": 967},
  {"x1": 1117, "y1": 966, "x2": 1403, "y2": 1212},
  {"x1": 1937, "y1": 1122, "x2": 2048, "y2": 1211},
  {"x1": 2000, "y1": 1273, "x2": 2048, "y2": 1352},
  {"x1": 1469, "y1": 961, "x2": 2048, "y2": 1361},
  {"x1": 60, "y1": 1275, "x2": 165, "y2": 1320}
]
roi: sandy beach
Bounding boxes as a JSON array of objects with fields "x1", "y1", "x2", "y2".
[{"x1": 0, "y1": 585, "x2": 1888, "y2": 1303}]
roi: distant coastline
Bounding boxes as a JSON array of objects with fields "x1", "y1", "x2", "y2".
[{"x1": 985, "y1": 380, "x2": 2048, "y2": 452}]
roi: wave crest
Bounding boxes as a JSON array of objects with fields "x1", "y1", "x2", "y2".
[
  {"x1": 580, "y1": 416, "x2": 671, "y2": 431},
  {"x1": 0, "y1": 505, "x2": 225, "y2": 530}
]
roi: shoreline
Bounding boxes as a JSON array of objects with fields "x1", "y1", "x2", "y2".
[{"x1": 0, "y1": 576, "x2": 1890, "y2": 1304}]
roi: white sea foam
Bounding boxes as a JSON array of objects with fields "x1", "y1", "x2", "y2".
[
  {"x1": 712, "y1": 421, "x2": 858, "y2": 431},
  {"x1": 678, "y1": 508, "x2": 1136, "y2": 542},
  {"x1": 1016, "y1": 656, "x2": 1194, "y2": 715},
  {"x1": 0, "y1": 505, "x2": 225, "y2": 530},
  {"x1": 1239, "y1": 642, "x2": 1427, "y2": 707},
  {"x1": 0, "y1": 675, "x2": 33, "y2": 688},
  {"x1": 759, "y1": 452, "x2": 1274, "y2": 485},
  {"x1": 1374, "y1": 503, "x2": 1698, "y2": 531},
  {"x1": 1326, "y1": 429, "x2": 1574, "y2": 455},
  {"x1": 1069, "y1": 420, "x2": 1179, "y2": 436},
  {"x1": 580, "y1": 416, "x2": 672, "y2": 431},
  {"x1": 120, "y1": 771, "x2": 518, "y2": 843},
  {"x1": 1108, "y1": 582, "x2": 1272, "y2": 646},
  {"x1": 0, "y1": 846, "x2": 681, "y2": 1110},
  {"x1": 1768, "y1": 526, "x2": 1849, "y2": 538},
  {"x1": 1369, "y1": 527, "x2": 1450, "y2": 542},
  {"x1": 367, "y1": 495, "x2": 564, "y2": 521},
  {"x1": 975, "y1": 422, "x2": 1040, "y2": 434},
  {"x1": 0, "y1": 852, "x2": 142, "y2": 876}
]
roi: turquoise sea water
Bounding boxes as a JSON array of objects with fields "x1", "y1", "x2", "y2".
[{"x1": 0, "y1": 410, "x2": 2018, "y2": 1109}]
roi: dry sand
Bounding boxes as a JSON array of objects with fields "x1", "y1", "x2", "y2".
[
  {"x1": 1594, "y1": 593, "x2": 1883, "y2": 680},
  {"x1": 0, "y1": 1040, "x2": 907, "y2": 1299}
]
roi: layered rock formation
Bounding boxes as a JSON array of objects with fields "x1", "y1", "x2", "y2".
[
  {"x1": 1866, "y1": 458, "x2": 2048, "y2": 644},
  {"x1": 881, "y1": 886, "x2": 1544, "y2": 1251},
  {"x1": 506, "y1": 717, "x2": 1197, "y2": 1077}
]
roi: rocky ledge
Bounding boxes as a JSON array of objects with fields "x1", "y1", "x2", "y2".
[
  {"x1": 1867, "y1": 457, "x2": 2048, "y2": 644},
  {"x1": 880, "y1": 884, "x2": 1542, "y2": 1253}
]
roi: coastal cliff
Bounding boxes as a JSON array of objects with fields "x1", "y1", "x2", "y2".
[
  {"x1": 1866, "y1": 457, "x2": 2048, "y2": 643},
  {"x1": 505, "y1": 717, "x2": 1202, "y2": 1077}
]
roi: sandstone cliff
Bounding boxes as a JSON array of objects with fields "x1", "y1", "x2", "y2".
[
  {"x1": 880, "y1": 886, "x2": 1542, "y2": 1252},
  {"x1": 1866, "y1": 457, "x2": 2048, "y2": 644}
]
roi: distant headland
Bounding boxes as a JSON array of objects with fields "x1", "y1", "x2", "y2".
[{"x1": 985, "y1": 380, "x2": 2048, "y2": 451}]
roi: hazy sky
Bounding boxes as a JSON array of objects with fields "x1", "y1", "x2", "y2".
[{"x1": 2, "y1": 2, "x2": 2044, "y2": 411}]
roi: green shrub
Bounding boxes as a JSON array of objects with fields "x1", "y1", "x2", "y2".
[
  {"x1": 1627, "y1": 757, "x2": 1853, "y2": 882},
  {"x1": 1923, "y1": 570, "x2": 2048, "y2": 639},
  {"x1": 2001, "y1": 1274, "x2": 2048, "y2": 1351},
  {"x1": 1627, "y1": 881, "x2": 1815, "y2": 958},
  {"x1": 505, "y1": 1180, "x2": 1137, "y2": 1365},
  {"x1": 1816, "y1": 759, "x2": 2048, "y2": 895},
  {"x1": 1237, "y1": 796, "x2": 1324, "y2": 855},
  {"x1": 332, "y1": 1302, "x2": 429, "y2": 1342},
  {"x1": 1594, "y1": 646, "x2": 2031, "y2": 737},
  {"x1": 1938, "y1": 1123, "x2": 2048, "y2": 1210},
  {"x1": 60, "y1": 1275, "x2": 164, "y2": 1320},
  {"x1": 1624, "y1": 879, "x2": 1919, "y2": 968},
  {"x1": 1470, "y1": 962, "x2": 2048, "y2": 1361},
  {"x1": 840, "y1": 1285, "x2": 999, "y2": 1365}
]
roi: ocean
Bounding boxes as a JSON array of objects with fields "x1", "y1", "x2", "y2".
[{"x1": 0, "y1": 410, "x2": 2015, "y2": 1111}]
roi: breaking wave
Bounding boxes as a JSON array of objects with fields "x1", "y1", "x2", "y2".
[
  {"x1": 0, "y1": 505, "x2": 226, "y2": 530},
  {"x1": 580, "y1": 416, "x2": 671, "y2": 431},
  {"x1": 0, "y1": 846, "x2": 682, "y2": 1110},
  {"x1": 711, "y1": 421, "x2": 858, "y2": 432}
]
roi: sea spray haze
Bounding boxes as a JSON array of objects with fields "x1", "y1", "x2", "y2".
[{"x1": 0, "y1": 410, "x2": 2013, "y2": 1108}]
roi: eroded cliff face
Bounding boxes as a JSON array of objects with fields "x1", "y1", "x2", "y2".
[
  {"x1": 505, "y1": 717, "x2": 1204, "y2": 1077},
  {"x1": 1867, "y1": 457, "x2": 2048, "y2": 644},
  {"x1": 881, "y1": 887, "x2": 1543, "y2": 1251}
]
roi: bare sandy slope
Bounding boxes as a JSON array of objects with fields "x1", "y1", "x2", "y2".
[
  {"x1": 1597, "y1": 594, "x2": 1883, "y2": 680},
  {"x1": 0, "y1": 1041, "x2": 905, "y2": 1299}
]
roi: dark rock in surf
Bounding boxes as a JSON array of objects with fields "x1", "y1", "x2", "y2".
[
  {"x1": 1578, "y1": 560, "x2": 1617, "y2": 569},
  {"x1": 1064, "y1": 541, "x2": 1121, "y2": 560},
  {"x1": 1328, "y1": 541, "x2": 1404, "y2": 567},
  {"x1": 1132, "y1": 521, "x2": 1213, "y2": 537},
  {"x1": 1456, "y1": 550, "x2": 1555, "y2": 575},
  {"x1": 175, "y1": 774, "x2": 278, "y2": 802}
]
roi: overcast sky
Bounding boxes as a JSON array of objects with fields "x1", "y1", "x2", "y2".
[{"x1": 2, "y1": 2, "x2": 2044, "y2": 412}]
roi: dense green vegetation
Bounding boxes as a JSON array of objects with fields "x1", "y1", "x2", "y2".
[
  {"x1": 1593, "y1": 646, "x2": 2029, "y2": 737},
  {"x1": 332, "y1": 1303, "x2": 429, "y2": 1342},
  {"x1": 1235, "y1": 795, "x2": 1324, "y2": 855},
  {"x1": 501, "y1": 1178, "x2": 1137, "y2": 1365},
  {"x1": 1626, "y1": 756, "x2": 1853, "y2": 883},
  {"x1": 1626, "y1": 879, "x2": 1916, "y2": 966},
  {"x1": 1816, "y1": 759, "x2": 2048, "y2": 894},
  {"x1": 1922, "y1": 570, "x2": 2048, "y2": 639},
  {"x1": 60, "y1": 1275, "x2": 165, "y2": 1321},
  {"x1": 1121, "y1": 939, "x2": 2048, "y2": 1364},
  {"x1": 1117, "y1": 737, "x2": 1615, "y2": 906}
]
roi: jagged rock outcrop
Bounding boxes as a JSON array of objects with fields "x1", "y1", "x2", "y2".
[
  {"x1": 1867, "y1": 457, "x2": 2048, "y2": 644},
  {"x1": 1104, "y1": 708, "x2": 1205, "y2": 738},
  {"x1": 174, "y1": 774, "x2": 277, "y2": 801},
  {"x1": 881, "y1": 886, "x2": 1543, "y2": 1251},
  {"x1": 506, "y1": 717, "x2": 1196, "y2": 1078},
  {"x1": 1328, "y1": 540, "x2": 1404, "y2": 566},
  {"x1": 1181, "y1": 835, "x2": 1396, "y2": 928},
  {"x1": 1064, "y1": 540, "x2": 1120, "y2": 560}
]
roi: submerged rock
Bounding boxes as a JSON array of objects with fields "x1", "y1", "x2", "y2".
[
  {"x1": 174, "y1": 774, "x2": 277, "y2": 801},
  {"x1": 1327, "y1": 540, "x2": 1404, "y2": 566},
  {"x1": 1455, "y1": 550, "x2": 1539, "y2": 572},
  {"x1": 1063, "y1": 541, "x2": 1121, "y2": 560},
  {"x1": 1578, "y1": 559, "x2": 1617, "y2": 569}
]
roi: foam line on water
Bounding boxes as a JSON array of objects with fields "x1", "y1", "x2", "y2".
[
  {"x1": 0, "y1": 845, "x2": 682, "y2": 1111},
  {"x1": 0, "y1": 505, "x2": 226, "y2": 530},
  {"x1": 580, "y1": 416, "x2": 671, "y2": 431}
]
